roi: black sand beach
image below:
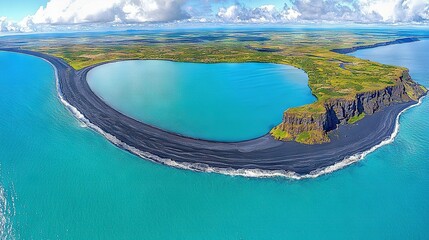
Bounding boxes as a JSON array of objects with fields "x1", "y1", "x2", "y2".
[{"x1": 0, "y1": 48, "x2": 419, "y2": 176}]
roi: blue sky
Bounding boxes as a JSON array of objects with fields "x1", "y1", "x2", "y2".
[
  {"x1": 0, "y1": 0, "x2": 428, "y2": 32},
  {"x1": 0, "y1": 0, "x2": 47, "y2": 20}
]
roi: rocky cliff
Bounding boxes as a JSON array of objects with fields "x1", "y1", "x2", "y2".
[{"x1": 271, "y1": 70, "x2": 427, "y2": 144}]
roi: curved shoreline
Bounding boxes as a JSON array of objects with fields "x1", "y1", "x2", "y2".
[
  {"x1": 331, "y1": 37, "x2": 419, "y2": 54},
  {"x1": 0, "y1": 48, "x2": 423, "y2": 178}
]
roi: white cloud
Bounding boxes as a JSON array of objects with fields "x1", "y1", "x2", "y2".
[
  {"x1": 360, "y1": 0, "x2": 429, "y2": 22},
  {"x1": 216, "y1": 0, "x2": 429, "y2": 23},
  {"x1": 1, "y1": 0, "x2": 429, "y2": 32},
  {"x1": 0, "y1": 16, "x2": 35, "y2": 32},
  {"x1": 30, "y1": 0, "x2": 189, "y2": 24},
  {"x1": 0, "y1": 0, "x2": 190, "y2": 32},
  {"x1": 216, "y1": 4, "x2": 300, "y2": 23},
  {"x1": 0, "y1": 17, "x2": 14, "y2": 32},
  {"x1": 0, "y1": 17, "x2": 21, "y2": 32}
]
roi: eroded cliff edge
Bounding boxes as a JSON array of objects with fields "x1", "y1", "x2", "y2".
[{"x1": 271, "y1": 70, "x2": 428, "y2": 144}]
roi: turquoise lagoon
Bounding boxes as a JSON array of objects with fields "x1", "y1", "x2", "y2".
[
  {"x1": 0, "y1": 39, "x2": 428, "y2": 239},
  {"x1": 87, "y1": 60, "x2": 313, "y2": 141}
]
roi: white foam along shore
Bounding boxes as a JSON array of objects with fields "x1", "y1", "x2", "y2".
[{"x1": 39, "y1": 52, "x2": 425, "y2": 180}]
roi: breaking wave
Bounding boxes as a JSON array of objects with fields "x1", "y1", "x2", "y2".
[
  {"x1": 47, "y1": 57, "x2": 425, "y2": 180},
  {"x1": 0, "y1": 184, "x2": 9, "y2": 239},
  {"x1": 0, "y1": 177, "x2": 15, "y2": 239}
]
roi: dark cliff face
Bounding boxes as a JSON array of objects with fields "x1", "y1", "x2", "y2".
[{"x1": 276, "y1": 70, "x2": 427, "y2": 144}]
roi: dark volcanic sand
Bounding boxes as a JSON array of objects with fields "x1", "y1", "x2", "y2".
[{"x1": 0, "y1": 48, "x2": 417, "y2": 176}]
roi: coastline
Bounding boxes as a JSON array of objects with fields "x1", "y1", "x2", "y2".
[
  {"x1": 0, "y1": 45, "x2": 425, "y2": 179},
  {"x1": 331, "y1": 37, "x2": 419, "y2": 54}
]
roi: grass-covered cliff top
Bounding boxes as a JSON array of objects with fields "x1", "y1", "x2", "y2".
[{"x1": 1, "y1": 28, "x2": 422, "y2": 142}]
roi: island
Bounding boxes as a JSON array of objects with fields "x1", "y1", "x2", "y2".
[{"x1": 0, "y1": 29, "x2": 426, "y2": 178}]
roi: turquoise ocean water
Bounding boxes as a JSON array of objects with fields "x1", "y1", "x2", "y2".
[
  {"x1": 0, "y1": 39, "x2": 428, "y2": 239},
  {"x1": 88, "y1": 61, "x2": 313, "y2": 141}
]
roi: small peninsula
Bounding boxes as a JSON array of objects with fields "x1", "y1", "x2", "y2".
[
  {"x1": 1, "y1": 30, "x2": 426, "y2": 177},
  {"x1": 15, "y1": 31, "x2": 427, "y2": 144}
]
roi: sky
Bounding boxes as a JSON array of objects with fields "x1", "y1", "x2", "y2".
[
  {"x1": 0, "y1": 0, "x2": 428, "y2": 32},
  {"x1": 0, "y1": 0, "x2": 48, "y2": 20}
]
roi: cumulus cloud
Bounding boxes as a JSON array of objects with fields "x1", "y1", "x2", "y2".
[
  {"x1": 0, "y1": 17, "x2": 14, "y2": 32},
  {"x1": 1, "y1": 0, "x2": 429, "y2": 32},
  {"x1": 30, "y1": 0, "x2": 189, "y2": 24},
  {"x1": 216, "y1": 0, "x2": 429, "y2": 23},
  {"x1": 359, "y1": 0, "x2": 429, "y2": 22},
  {"x1": 217, "y1": 4, "x2": 300, "y2": 22},
  {"x1": 0, "y1": 16, "x2": 36, "y2": 32},
  {"x1": 0, "y1": 0, "x2": 191, "y2": 32},
  {"x1": 290, "y1": 0, "x2": 360, "y2": 21}
]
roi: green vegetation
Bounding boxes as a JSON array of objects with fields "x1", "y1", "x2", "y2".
[
  {"x1": 1, "y1": 29, "x2": 420, "y2": 143},
  {"x1": 270, "y1": 126, "x2": 292, "y2": 141},
  {"x1": 296, "y1": 131, "x2": 311, "y2": 143},
  {"x1": 296, "y1": 130, "x2": 330, "y2": 144},
  {"x1": 348, "y1": 113, "x2": 366, "y2": 124}
]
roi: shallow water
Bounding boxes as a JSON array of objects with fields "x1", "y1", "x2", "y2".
[
  {"x1": 88, "y1": 60, "x2": 313, "y2": 141},
  {"x1": 0, "y1": 38, "x2": 428, "y2": 239}
]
